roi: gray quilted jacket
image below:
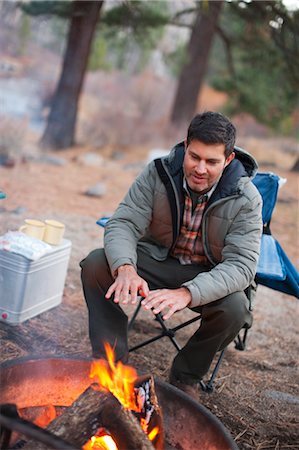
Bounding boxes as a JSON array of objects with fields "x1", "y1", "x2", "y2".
[{"x1": 104, "y1": 143, "x2": 263, "y2": 307}]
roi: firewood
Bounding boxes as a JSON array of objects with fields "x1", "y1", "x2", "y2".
[
  {"x1": 23, "y1": 383, "x2": 155, "y2": 450},
  {"x1": 134, "y1": 375, "x2": 164, "y2": 450}
]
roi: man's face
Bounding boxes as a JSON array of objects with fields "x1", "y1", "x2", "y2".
[{"x1": 183, "y1": 140, "x2": 235, "y2": 193}]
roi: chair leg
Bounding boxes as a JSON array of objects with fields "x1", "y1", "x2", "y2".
[
  {"x1": 129, "y1": 332, "x2": 172, "y2": 352},
  {"x1": 234, "y1": 327, "x2": 249, "y2": 351},
  {"x1": 128, "y1": 300, "x2": 142, "y2": 331},
  {"x1": 170, "y1": 315, "x2": 201, "y2": 333},
  {"x1": 233, "y1": 282, "x2": 255, "y2": 351},
  {"x1": 201, "y1": 349, "x2": 226, "y2": 393},
  {"x1": 128, "y1": 302, "x2": 235, "y2": 393},
  {"x1": 128, "y1": 299, "x2": 186, "y2": 352},
  {"x1": 154, "y1": 313, "x2": 182, "y2": 351},
  {"x1": 129, "y1": 311, "x2": 182, "y2": 352}
]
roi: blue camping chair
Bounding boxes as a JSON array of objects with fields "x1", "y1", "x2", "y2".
[
  {"x1": 253, "y1": 173, "x2": 299, "y2": 299},
  {"x1": 97, "y1": 172, "x2": 299, "y2": 391}
]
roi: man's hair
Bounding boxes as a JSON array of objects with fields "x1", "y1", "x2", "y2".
[{"x1": 186, "y1": 111, "x2": 236, "y2": 158}]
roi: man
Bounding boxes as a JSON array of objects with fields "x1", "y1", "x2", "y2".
[{"x1": 80, "y1": 111, "x2": 262, "y2": 395}]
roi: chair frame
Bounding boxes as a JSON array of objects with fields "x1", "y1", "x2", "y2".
[{"x1": 128, "y1": 284, "x2": 254, "y2": 392}]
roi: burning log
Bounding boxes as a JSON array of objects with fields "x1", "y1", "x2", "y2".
[
  {"x1": 134, "y1": 375, "x2": 164, "y2": 450},
  {"x1": 23, "y1": 384, "x2": 155, "y2": 450},
  {"x1": 22, "y1": 345, "x2": 164, "y2": 450}
]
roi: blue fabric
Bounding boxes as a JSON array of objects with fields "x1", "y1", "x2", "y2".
[
  {"x1": 252, "y1": 172, "x2": 280, "y2": 225},
  {"x1": 96, "y1": 217, "x2": 110, "y2": 228},
  {"x1": 253, "y1": 172, "x2": 299, "y2": 299},
  {"x1": 256, "y1": 240, "x2": 299, "y2": 298},
  {"x1": 256, "y1": 234, "x2": 286, "y2": 281}
]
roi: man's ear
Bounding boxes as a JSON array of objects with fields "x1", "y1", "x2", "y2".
[
  {"x1": 225, "y1": 151, "x2": 235, "y2": 167},
  {"x1": 184, "y1": 139, "x2": 187, "y2": 151}
]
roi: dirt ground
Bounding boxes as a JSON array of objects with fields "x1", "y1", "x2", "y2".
[{"x1": 0, "y1": 137, "x2": 298, "y2": 450}]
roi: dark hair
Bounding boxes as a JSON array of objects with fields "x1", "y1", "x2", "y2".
[{"x1": 186, "y1": 111, "x2": 236, "y2": 158}]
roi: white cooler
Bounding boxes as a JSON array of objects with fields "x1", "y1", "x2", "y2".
[{"x1": 0, "y1": 239, "x2": 72, "y2": 325}]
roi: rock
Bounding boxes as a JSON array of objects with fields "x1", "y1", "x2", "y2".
[
  {"x1": 111, "y1": 151, "x2": 124, "y2": 161},
  {"x1": 264, "y1": 390, "x2": 299, "y2": 405},
  {"x1": 84, "y1": 183, "x2": 106, "y2": 197},
  {"x1": 78, "y1": 152, "x2": 104, "y2": 167},
  {"x1": 0, "y1": 155, "x2": 16, "y2": 167},
  {"x1": 38, "y1": 155, "x2": 67, "y2": 166},
  {"x1": 12, "y1": 206, "x2": 27, "y2": 215}
]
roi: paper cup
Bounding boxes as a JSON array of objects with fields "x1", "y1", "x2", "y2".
[
  {"x1": 43, "y1": 220, "x2": 65, "y2": 245},
  {"x1": 19, "y1": 219, "x2": 45, "y2": 240}
]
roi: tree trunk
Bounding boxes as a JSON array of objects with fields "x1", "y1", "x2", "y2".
[
  {"x1": 40, "y1": 1, "x2": 103, "y2": 150},
  {"x1": 170, "y1": 1, "x2": 224, "y2": 126},
  {"x1": 291, "y1": 156, "x2": 299, "y2": 172}
]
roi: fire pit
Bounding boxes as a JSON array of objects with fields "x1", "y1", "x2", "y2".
[{"x1": 0, "y1": 357, "x2": 238, "y2": 450}]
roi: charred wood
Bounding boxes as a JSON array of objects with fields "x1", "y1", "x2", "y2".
[
  {"x1": 134, "y1": 375, "x2": 164, "y2": 450},
  {"x1": 23, "y1": 384, "x2": 155, "y2": 450}
]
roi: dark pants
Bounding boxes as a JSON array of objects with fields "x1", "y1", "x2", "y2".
[{"x1": 80, "y1": 247, "x2": 252, "y2": 382}]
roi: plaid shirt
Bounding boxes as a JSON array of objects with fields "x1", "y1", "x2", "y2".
[{"x1": 171, "y1": 181, "x2": 216, "y2": 265}]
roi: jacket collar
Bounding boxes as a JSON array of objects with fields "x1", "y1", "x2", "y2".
[{"x1": 164, "y1": 142, "x2": 259, "y2": 200}]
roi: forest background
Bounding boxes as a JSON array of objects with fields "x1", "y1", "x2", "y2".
[{"x1": 1, "y1": 0, "x2": 299, "y2": 154}]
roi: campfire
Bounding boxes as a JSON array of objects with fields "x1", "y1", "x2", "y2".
[
  {"x1": 0, "y1": 354, "x2": 238, "y2": 450},
  {"x1": 1, "y1": 343, "x2": 163, "y2": 450},
  {"x1": 85, "y1": 343, "x2": 162, "y2": 449}
]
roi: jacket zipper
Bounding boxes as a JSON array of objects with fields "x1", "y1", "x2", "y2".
[{"x1": 160, "y1": 159, "x2": 181, "y2": 247}]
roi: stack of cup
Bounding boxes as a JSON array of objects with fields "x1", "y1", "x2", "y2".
[{"x1": 19, "y1": 219, "x2": 65, "y2": 245}]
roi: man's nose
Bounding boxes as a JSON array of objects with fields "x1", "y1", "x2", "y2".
[{"x1": 195, "y1": 160, "x2": 207, "y2": 173}]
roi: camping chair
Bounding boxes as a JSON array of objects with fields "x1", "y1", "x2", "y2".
[
  {"x1": 97, "y1": 172, "x2": 299, "y2": 392},
  {"x1": 252, "y1": 173, "x2": 299, "y2": 298}
]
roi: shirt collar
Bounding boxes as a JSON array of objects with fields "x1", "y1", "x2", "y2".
[{"x1": 183, "y1": 178, "x2": 218, "y2": 201}]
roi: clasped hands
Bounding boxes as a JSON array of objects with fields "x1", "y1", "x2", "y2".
[{"x1": 105, "y1": 264, "x2": 191, "y2": 320}]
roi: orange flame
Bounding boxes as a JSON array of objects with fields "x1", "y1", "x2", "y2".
[
  {"x1": 82, "y1": 431, "x2": 117, "y2": 450},
  {"x1": 148, "y1": 426, "x2": 159, "y2": 441},
  {"x1": 34, "y1": 404, "x2": 56, "y2": 428},
  {"x1": 89, "y1": 343, "x2": 138, "y2": 411},
  {"x1": 85, "y1": 343, "x2": 159, "y2": 450}
]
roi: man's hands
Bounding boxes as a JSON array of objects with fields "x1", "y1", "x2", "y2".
[
  {"x1": 106, "y1": 265, "x2": 192, "y2": 320},
  {"x1": 105, "y1": 265, "x2": 149, "y2": 305},
  {"x1": 141, "y1": 287, "x2": 191, "y2": 320}
]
